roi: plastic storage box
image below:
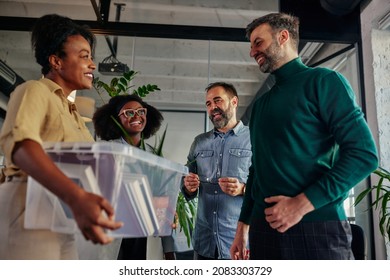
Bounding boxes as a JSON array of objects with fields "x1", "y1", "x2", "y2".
[{"x1": 25, "y1": 141, "x2": 188, "y2": 238}]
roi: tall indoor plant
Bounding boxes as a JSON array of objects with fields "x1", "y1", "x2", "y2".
[
  {"x1": 355, "y1": 167, "x2": 390, "y2": 238},
  {"x1": 93, "y1": 71, "x2": 196, "y2": 247},
  {"x1": 355, "y1": 166, "x2": 390, "y2": 258}
]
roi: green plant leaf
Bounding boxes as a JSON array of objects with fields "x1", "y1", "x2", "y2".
[
  {"x1": 355, "y1": 167, "x2": 390, "y2": 238},
  {"x1": 354, "y1": 188, "x2": 372, "y2": 206},
  {"x1": 175, "y1": 192, "x2": 195, "y2": 247},
  {"x1": 117, "y1": 83, "x2": 126, "y2": 94},
  {"x1": 110, "y1": 77, "x2": 119, "y2": 87},
  {"x1": 109, "y1": 115, "x2": 133, "y2": 145},
  {"x1": 133, "y1": 84, "x2": 160, "y2": 98},
  {"x1": 140, "y1": 134, "x2": 146, "y2": 151},
  {"x1": 119, "y1": 77, "x2": 128, "y2": 87},
  {"x1": 155, "y1": 125, "x2": 167, "y2": 157},
  {"x1": 101, "y1": 84, "x2": 112, "y2": 95},
  {"x1": 124, "y1": 70, "x2": 137, "y2": 81},
  {"x1": 93, "y1": 70, "x2": 160, "y2": 97}
]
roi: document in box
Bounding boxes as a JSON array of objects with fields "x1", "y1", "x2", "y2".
[
  {"x1": 25, "y1": 162, "x2": 101, "y2": 233},
  {"x1": 121, "y1": 174, "x2": 159, "y2": 236},
  {"x1": 57, "y1": 162, "x2": 100, "y2": 212},
  {"x1": 51, "y1": 162, "x2": 101, "y2": 232}
]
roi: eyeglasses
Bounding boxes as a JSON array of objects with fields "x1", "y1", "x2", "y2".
[{"x1": 118, "y1": 108, "x2": 147, "y2": 118}]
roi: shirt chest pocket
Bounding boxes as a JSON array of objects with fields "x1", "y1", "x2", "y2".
[
  {"x1": 228, "y1": 148, "x2": 251, "y2": 158},
  {"x1": 198, "y1": 150, "x2": 214, "y2": 158},
  {"x1": 226, "y1": 148, "x2": 252, "y2": 178},
  {"x1": 195, "y1": 150, "x2": 214, "y2": 177}
]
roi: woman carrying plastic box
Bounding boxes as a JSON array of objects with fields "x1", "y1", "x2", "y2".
[{"x1": 0, "y1": 14, "x2": 122, "y2": 260}]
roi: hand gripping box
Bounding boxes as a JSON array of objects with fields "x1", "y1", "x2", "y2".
[{"x1": 25, "y1": 141, "x2": 188, "y2": 238}]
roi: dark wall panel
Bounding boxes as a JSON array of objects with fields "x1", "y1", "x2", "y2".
[{"x1": 280, "y1": 0, "x2": 363, "y2": 44}]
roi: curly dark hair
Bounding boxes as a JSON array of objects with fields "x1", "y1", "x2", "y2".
[
  {"x1": 31, "y1": 14, "x2": 96, "y2": 75},
  {"x1": 93, "y1": 94, "x2": 164, "y2": 140}
]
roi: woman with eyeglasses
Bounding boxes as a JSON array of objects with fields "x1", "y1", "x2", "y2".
[
  {"x1": 93, "y1": 94, "x2": 162, "y2": 148},
  {"x1": 93, "y1": 94, "x2": 176, "y2": 260},
  {"x1": 0, "y1": 14, "x2": 123, "y2": 260}
]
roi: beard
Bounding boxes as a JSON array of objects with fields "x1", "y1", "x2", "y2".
[
  {"x1": 259, "y1": 39, "x2": 284, "y2": 73},
  {"x1": 209, "y1": 103, "x2": 234, "y2": 130}
]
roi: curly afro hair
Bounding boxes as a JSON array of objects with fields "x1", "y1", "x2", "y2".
[{"x1": 93, "y1": 94, "x2": 163, "y2": 141}]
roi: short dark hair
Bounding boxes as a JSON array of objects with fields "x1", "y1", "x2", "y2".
[
  {"x1": 205, "y1": 81, "x2": 238, "y2": 100},
  {"x1": 93, "y1": 94, "x2": 163, "y2": 140},
  {"x1": 31, "y1": 14, "x2": 96, "y2": 75},
  {"x1": 246, "y1": 13, "x2": 300, "y2": 50}
]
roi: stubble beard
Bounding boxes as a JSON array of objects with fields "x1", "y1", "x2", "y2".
[{"x1": 259, "y1": 39, "x2": 283, "y2": 73}]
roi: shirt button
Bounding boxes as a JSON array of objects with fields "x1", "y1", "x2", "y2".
[
  {"x1": 214, "y1": 232, "x2": 217, "y2": 235},
  {"x1": 206, "y1": 178, "x2": 209, "y2": 182},
  {"x1": 214, "y1": 191, "x2": 217, "y2": 194},
  {"x1": 213, "y1": 211, "x2": 216, "y2": 214}
]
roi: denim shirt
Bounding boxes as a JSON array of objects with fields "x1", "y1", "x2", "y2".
[{"x1": 182, "y1": 121, "x2": 251, "y2": 259}]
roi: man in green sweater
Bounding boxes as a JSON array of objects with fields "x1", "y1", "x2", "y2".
[{"x1": 230, "y1": 12, "x2": 378, "y2": 260}]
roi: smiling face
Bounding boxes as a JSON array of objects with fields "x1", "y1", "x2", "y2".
[
  {"x1": 249, "y1": 23, "x2": 286, "y2": 73},
  {"x1": 48, "y1": 34, "x2": 96, "y2": 95},
  {"x1": 118, "y1": 101, "x2": 147, "y2": 136},
  {"x1": 205, "y1": 86, "x2": 237, "y2": 132}
]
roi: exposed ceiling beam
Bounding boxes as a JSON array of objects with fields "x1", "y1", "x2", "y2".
[
  {"x1": 0, "y1": 16, "x2": 247, "y2": 42},
  {"x1": 0, "y1": 14, "x2": 362, "y2": 44}
]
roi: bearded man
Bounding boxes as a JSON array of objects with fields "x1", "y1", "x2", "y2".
[
  {"x1": 230, "y1": 13, "x2": 378, "y2": 260},
  {"x1": 181, "y1": 81, "x2": 252, "y2": 260}
]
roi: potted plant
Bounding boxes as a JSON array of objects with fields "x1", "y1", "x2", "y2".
[
  {"x1": 355, "y1": 167, "x2": 390, "y2": 252},
  {"x1": 93, "y1": 71, "x2": 196, "y2": 247}
]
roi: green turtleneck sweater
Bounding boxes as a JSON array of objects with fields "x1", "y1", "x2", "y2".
[{"x1": 240, "y1": 57, "x2": 378, "y2": 223}]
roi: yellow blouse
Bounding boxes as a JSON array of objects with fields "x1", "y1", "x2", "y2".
[{"x1": 0, "y1": 78, "x2": 94, "y2": 176}]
